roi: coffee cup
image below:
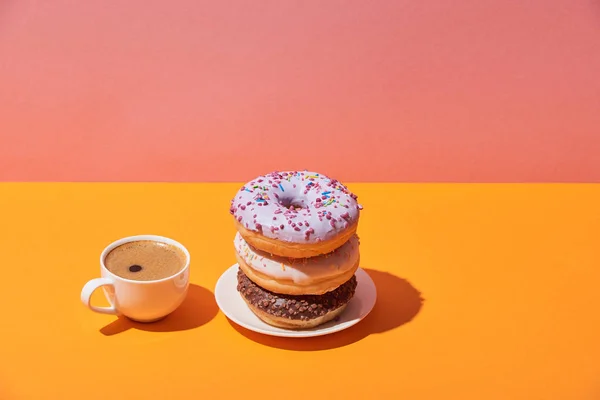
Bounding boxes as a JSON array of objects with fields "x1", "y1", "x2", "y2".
[{"x1": 81, "y1": 235, "x2": 190, "y2": 322}]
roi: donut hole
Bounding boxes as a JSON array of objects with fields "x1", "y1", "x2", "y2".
[{"x1": 279, "y1": 197, "x2": 307, "y2": 211}]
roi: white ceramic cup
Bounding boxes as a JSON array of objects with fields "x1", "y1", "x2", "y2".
[{"x1": 80, "y1": 235, "x2": 191, "y2": 323}]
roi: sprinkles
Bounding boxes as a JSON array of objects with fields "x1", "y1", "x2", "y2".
[{"x1": 231, "y1": 170, "x2": 362, "y2": 244}]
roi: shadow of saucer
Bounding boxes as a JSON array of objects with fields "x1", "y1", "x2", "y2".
[
  {"x1": 100, "y1": 284, "x2": 218, "y2": 336},
  {"x1": 228, "y1": 268, "x2": 424, "y2": 351}
]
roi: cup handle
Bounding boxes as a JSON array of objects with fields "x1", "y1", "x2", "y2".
[{"x1": 81, "y1": 278, "x2": 118, "y2": 315}]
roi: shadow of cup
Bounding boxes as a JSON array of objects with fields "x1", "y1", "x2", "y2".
[
  {"x1": 228, "y1": 268, "x2": 424, "y2": 351},
  {"x1": 100, "y1": 283, "x2": 218, "y2": 335}
]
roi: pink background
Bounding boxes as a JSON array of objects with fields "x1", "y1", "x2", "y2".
[{"x1": 1, "y1": 0, "x2": 599, "y2": 182}]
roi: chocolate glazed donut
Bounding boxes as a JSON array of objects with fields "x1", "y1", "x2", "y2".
[{"x1": 236, "y1": 268, "x2": 358, "y2": 329}]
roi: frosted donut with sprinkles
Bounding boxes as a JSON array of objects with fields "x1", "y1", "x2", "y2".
[{"x1": 230, "y1": 170, "x2": 363, "y2": 258}]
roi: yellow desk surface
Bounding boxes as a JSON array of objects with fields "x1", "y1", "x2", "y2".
[{"x1": 1, "y1": 183, "x2": 598, "y2": 399}]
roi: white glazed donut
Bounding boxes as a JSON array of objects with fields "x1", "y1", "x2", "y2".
[
  {"x1": 234, "y1": 231, "x2": 360, "y2": 295},
  {"x1": 230, "y1": 171, "x2": 363, "y2": 258}
]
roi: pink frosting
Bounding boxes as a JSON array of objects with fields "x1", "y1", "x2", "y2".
[{"x1": 230, "y1": 171, "x2": 362, "y2": 244}]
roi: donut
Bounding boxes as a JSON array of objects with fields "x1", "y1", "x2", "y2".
[
  {"x1": 236, "y1": 268, "x2": 358, "y2": 329},
  {"x1": 234, "y1": 231, "x2": 360, "y2": 295},
  {"x1": 229, "y1": 171, "x2": 362, "y2": 258}
]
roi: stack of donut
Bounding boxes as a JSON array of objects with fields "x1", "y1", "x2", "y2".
[{"x1": 229, "y1": 170, "x2": 363, "y2": 329}]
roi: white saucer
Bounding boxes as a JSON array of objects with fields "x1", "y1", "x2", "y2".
[{"x1": 214, "y1": 264, "x2": 377, "y2": 338}]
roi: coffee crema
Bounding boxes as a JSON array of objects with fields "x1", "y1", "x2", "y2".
[{"x1": 104, "y1": 240, "x2": 187, "y2": 281}]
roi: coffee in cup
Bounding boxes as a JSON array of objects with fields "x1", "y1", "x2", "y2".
[
  {"x1": 81, "y1": 235, "x2": 190, "y2": 322},
  {"x1": 104, "y1": 240, "x2": 187, "y2": 281}
]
